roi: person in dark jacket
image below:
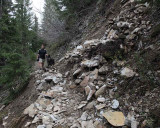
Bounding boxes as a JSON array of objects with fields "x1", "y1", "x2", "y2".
[{"x1": 37, "y1": 44, "x2": 48, "y2": 69}]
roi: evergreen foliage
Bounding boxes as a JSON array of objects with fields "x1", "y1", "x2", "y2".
[{"x1": 0, "y1": 0, "x2": 42, "y2": 103}]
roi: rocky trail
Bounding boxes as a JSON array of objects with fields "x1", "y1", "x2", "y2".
[{"x1": 1, "y1": 0, "x2": 160, "y2": 128}]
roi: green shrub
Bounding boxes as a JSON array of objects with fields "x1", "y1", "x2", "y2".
[{"x1": 0, "y1": 53, "x2": 29, "y2": 96}]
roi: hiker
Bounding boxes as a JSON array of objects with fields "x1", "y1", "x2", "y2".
[{"x1": 37, "y1": 44, "x2": 48, "y2": 69}]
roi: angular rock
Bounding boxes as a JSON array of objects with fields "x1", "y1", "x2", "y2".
[
  {"x1": 83, "y1": 39, "x2": 100, "y2": 49},
  {"x1": 51, "y1": 86, "x2": 63, "y2": 93},
  {"x1": 126, "y1": 34, "x2": 136, "y2": 40},
  {"x1": 81, "y1": 120, "x2": 95, "y2": 128},
  {"x1": 85, "y1": 101, "x2": 96, "y2": 110},
  {"x1": 81, "y1": 59, "x2": 100, "y2": 68},
  {"x1": 132, "y1": 27, "x2": 141, "y2": 34},
  {"x1": 42, "y1": 115, "x2": 52, "y2": 125},
  {"x1": 125, "y1": 112, "x2": 138, "y2": 128},
  {"x1": 37, "y1": 125, "x2": 46, "y2": 128},
  {"x1": 80, "y1": 111, "x2": 88, "y2": 121},
  {"x1": 75, "y1": 79, "x2": 82, "y2": 84},
  {"x1": 95, "y1": 104, "x2": 106, "y2": 110},
  {"x1": 24, "y1": 122, "x2": 31, "y2": 127},
  {"x1": 111, "y1": 99, "x2": 119, "y2": 109},
  {"x1": 69, "y1": 84, "x2": 77, "y2": 89},
  {"x1": 78, "y1": 101, "x2": 88, "y2": 109},
  {"x1": 76, "y1": 45, "x2": 83, "y2": 51},
  {"x1": 24, "y1": 104, "x2": 38, "y2": 117},
  {"x1": 97, "y1": 97, "x2": 106, "y2": 103},
  {"x1": 80, "y1": 76, "x2": 89, "y2": 87},
  {"x1": 0, "y1": 105, "x2": 5, "y2": 111},
  {"x1": 95, "y1": 85, "x2": 107, "y2": 97},
  {"x1": 117, "y1": 21, "x2": 130, "y2": 28},
  {"x1": 89, "y1": 69, "x2": 98, "y2": 82},
  {"x1": 73, "y1": 68, "x2": 81, "y2": 76},
  {"x1": 32, "y1": 116, "x2": 40, "y2": 124},
  {"x1": 65, "y1": 71, "x2": 70, "y2": 77},
  {"x1": 103, "y1": 110, "x2": 125, "y2": 126},
  {"x1": 46, "y1": 104, "x2": 54, "y2": 112},
  {"x1": 107, "y1": 29, "x2": 119, "y2": 39},
  {"x1": 87, "y1": 89, "x2": 96, "y2": 101},
  {"x1": 36, "y1": 98, "x2": 52, "y2": 109},
  {"x1": 98, "y1": 66, "x2": 108, "y2": 74},
  {"x1": 121, "y1": 67, "x2": 137, "y2": 77},
  {"x1": 85, "y1": 86, "x2": 91, "y2": 96}
]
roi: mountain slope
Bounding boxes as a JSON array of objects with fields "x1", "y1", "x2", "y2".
[{"x1": 0, "y1": 0, "x2": 160, "y2": 128}]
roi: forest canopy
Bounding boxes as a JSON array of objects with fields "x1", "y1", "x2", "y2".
[{"x1": 0, "y1": 0, "x2": 42, "y2": 104}]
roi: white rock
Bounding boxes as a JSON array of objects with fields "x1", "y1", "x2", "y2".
[
  {"x1": 77, "y1": 45, "x2": 83, "y2": 50},
  {"x1": 121, "y1": 67, "x2": 136, "y2": 77},
  {"x1": 89, "y1": 69, "x2": 98, "y2": 81},
  {"x1": 36, "y1": 80, "x2": 41, "y2": 85},
  {"x1": 131, "y1": 27, "x2": 141, "y2": 34},
  {"x1": 95, "y1": 104, "x2": 106, "y2": 110},
  {"x1": 42, "y1": 116, "x2": 52, "y2": 125},
  {"x1": 50, "y1": 115, "x2": 57, "y2": 121},
  {"x1": 25, "y1": 122, "x2": 31, "y2": 127},
  {"x1": 37, "y1": 125, "x2": 46, "y2": 128},
  {"x1": 56, "y1": 73, "x2": 63, "y2": 78},
  {"x1": 65, "y1": 71, "x2": 70, "y2": 77},
  {"x1": 78, "y1": 101, "x2": 88, "y2": 109},
  {"x1": 46, "y1": 104, "x2": 54, "y2": 111},
  {"x1": 51, "y1": 86, "x2": 63, "y2": 92},
  {"x1": 83, "y1": 39, "x2": 100, "y2": 48},
  {"x1": 2, "y1": 121, "x2": 7, "y2": 127},
  {"x1": 81, "y1": 120, "x2": 95, "y2": 128},
  {"x1": 32, "y1": 116, "x2": 40, "y2": 124},
  {"x1": 0, "y1": 105, "x2": 5, "y2": 111},
  {"x1": 87, "y1": 89, "x2": 95, "y2": 101},
  {"x1": 54, "y1": 106, "x2": 61, "y2": 112},
  {"x1": 117, "y1": 21, "x2": 130, "y2": 28},
  {"x1": 111, "y1": 99, "x2": 119, "y2": 109},
  {"x1": 99, "y1": 65, "x2": 108, "y2": 74},
  {"x1": 24, "y1": 104, "x2": 37, "y2": 117},
  {"x1": 97, "y1": 97, "x2": 106, "y2": 103},
  {"x1": 125, "y1": 112, "x2": 138, "y2": 128},
  {"x1": 73, "y1": 68, "x2": 81, "y2": 76},
  {"x1": 81, "y1": 59, "x2": 99, "y2": 68},
  {"x1": 80, "y1": 112, "x2": 88, "y2": 121},
  {"x1": 107, "y1": 29, "x2": 119, "y2": 39}
]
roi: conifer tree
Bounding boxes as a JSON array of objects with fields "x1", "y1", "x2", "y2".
[{"x1": 0, "y1": 0, "x2": 42, "y2": 104}]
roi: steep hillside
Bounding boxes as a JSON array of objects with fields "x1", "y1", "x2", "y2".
[{"x1": 0, "y1": 0, "x2": 160, "y2": 128}]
